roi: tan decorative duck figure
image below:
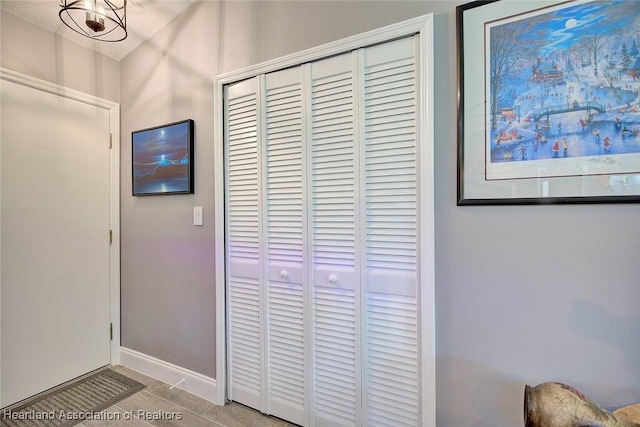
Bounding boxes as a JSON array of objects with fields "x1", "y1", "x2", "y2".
[{"x1": 525, "y1": 382, "x2": 640, "y2": 427}]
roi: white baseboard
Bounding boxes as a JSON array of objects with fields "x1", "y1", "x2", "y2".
[{"x1": 119, "y1": 347, "x2": 221, "y2": 405}]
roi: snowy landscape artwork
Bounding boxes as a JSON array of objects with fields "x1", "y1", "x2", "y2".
[{"x1": 484, "y1": 0, "x2": 640, "y2": 182}]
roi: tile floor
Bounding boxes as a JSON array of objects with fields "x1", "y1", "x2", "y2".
[{"x1": 76, "y1": 366, "x2": 297, "y2": 427}]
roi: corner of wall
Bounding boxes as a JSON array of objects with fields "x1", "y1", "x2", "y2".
[{"x1": 119, "y1": 347, "x2": 220, "y2": 405}]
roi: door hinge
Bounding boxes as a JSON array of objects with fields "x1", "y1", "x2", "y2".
[
  {"x1": 109, "y1": 133, "x2": 113, "y2": 149},
  {"x1": 109, "y1": 229, "x2": 113, "y2": 244},
  {"x1": 110, "y1": 323, "x2": 113, "y2": 340}
]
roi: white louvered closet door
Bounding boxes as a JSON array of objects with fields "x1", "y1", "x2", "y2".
[
  {"x1": 263, "y1": 67, "x2": 306, "y2": 425},
  {"x1": 361, "y1": 37, "x2": 421, "y2": 427},
  {"x1": 225, "y1": 77, "x2": 264, "y2": 411},
  {"x1": 225, "y1": 69, "x2": 308, "y2": 425},
  {"x1": 308, "y1": 36, "x2": 421, "y2": 427},
  {"x1": 308, "y1": 51, "x2": 360, "y2": 427},
  {"x1": 225, "y1": 34, "x2": 426, "y2": 427}
]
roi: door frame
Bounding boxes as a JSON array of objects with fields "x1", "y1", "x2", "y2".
[
  {"x1": 0, "y1": 68, "x2": 121, "y2": 405},
  {"x1": 213, "y1": 14, "x2": 435, "y2": 425}
]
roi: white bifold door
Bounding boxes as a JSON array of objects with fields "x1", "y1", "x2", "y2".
[{"x1": 224, "y1": 35, "x2": 430, "y2": 426}]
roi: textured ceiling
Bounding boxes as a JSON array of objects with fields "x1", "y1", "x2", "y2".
[{"x1": 1, "y1": 0, "x2": 197, "y2": 61}]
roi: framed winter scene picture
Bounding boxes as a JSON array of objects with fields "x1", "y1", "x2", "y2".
[
  {"x1": 457, "y1": 0, "x2": 640, "y2": 205},
  {"x1": 132, "y1": 119, "x2": 195, "y2": 196}
]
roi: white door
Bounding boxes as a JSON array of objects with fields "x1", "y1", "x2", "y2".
[{"x1": 1, "y1": 79, "x2": 112, "y2": 407}]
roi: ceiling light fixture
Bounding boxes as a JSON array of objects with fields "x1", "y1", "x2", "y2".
[{"x1": 59, "y1": 0, "x2": 127, "y2": 42}]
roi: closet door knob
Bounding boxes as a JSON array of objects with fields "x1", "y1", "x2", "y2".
[
  {"x1": 328, "y1": 274, "x2": 338, "y2": 284},
  {"x1": 280, "y1": 270, "x2": 289, "y2": 279}
]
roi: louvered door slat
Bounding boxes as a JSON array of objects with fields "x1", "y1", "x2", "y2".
[
  {"x1": 268, "y1": 281, "x2": 305, "y2": 419},
  {"x1": 363, "y1": 36, "x2": 420, "y2": 427},
  {"x1": 366, "y1": 293, "x2": 419, "y2": 427},
  {"x1": 265, "y1": 68, "x2": 306, "y2": 426},
  {"x1": 313, "y1": 287, "x2": 357, "y2": 427}
]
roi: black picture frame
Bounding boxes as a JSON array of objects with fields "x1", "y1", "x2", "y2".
[
  {"x1": 132, "y1": 119, "x2": 195, "y2": 196},
  {"x1": 457, "y1": 0, "x2": 640, "y2": 205}
]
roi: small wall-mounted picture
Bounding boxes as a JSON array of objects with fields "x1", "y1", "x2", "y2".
[{"x1": 132, "y1": 119, "x2": 194, "y2": 196}]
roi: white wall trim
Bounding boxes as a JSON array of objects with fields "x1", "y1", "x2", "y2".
[
  {"x1": 213, "y1": 73, "x2": 227, "y2": 407},
  {"x1": 0, "y1": 67, "x2": 121, "y2": 403},
  {"x1": 109, "y1": 103, "x2": 121, "y2": 367},
  {"x1": 417, "y1": 16, "x2": 437, "y2": 427},
  {"x1": 214, "y1": 14, "x2": 433, "y2": 87},
  {"x1": 119, "y1": 347, "x2": 220, "y2": 404},
  {"x1": 0, "y1": 68, "x2": 118, "y2": 110},
  {"x1": 214, "y1": 14, "x2": 435, "y2": 425}
]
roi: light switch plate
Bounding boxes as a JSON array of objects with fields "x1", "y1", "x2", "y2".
[{"x1": 194, "y1": 206, "x2": 203, "y2": 226}]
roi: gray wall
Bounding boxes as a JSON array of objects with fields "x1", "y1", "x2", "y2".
[
  {"x1": 4, "y1": 1, "x2": 640, "y2": 425},
  {"x1": 118, "y1": 2, "x2": 219, "y2": 379},
  {"x1": 120, "y1": 2, "x2": 640, "y2": 425},
  {"x1": 1, "y1": 11, "x2": 119, "y2": 102}
]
